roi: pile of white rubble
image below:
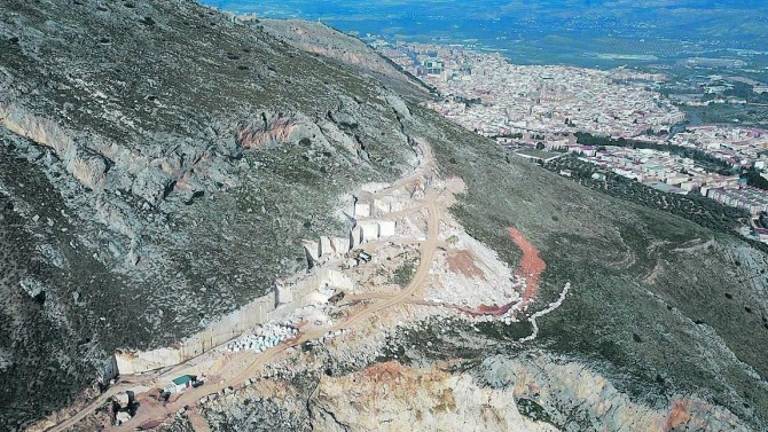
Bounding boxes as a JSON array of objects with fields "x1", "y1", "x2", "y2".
[{"x1": 225, "y1": 323, "x2": 298, "y2": 353}]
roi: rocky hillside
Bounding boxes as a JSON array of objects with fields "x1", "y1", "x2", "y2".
[
  {"x1": 0, "y1": 0, "x2": 424, "y2": 427},
  {"x1": 254, "y1": 18, "x2": 431, "y2": 97},
  {"x1": 1, "y1": 1, "x2": 767, "y2": 431}
]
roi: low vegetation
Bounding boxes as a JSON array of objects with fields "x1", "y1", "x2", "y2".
[{"x1": 390, "y1": 257, "x2": 417, "y2": 288}]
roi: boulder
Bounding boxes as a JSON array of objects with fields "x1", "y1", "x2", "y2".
[
  {"x1": 131, "y1": 167, "x2": 175, "y2": 206},
  {"x1": 385, "y1": 94, "x2": 411, "y2": 120},
  {"x1": 328, "y1": 110, "x2": 358, "y2": 129},
  {"x1": 115, "y1": 411, "x2": 131, "y2": 425},
  {"x1": 112, "y1": 392, "x2": 130, "y2": 409},
  {"x1": 65, "y1": 146, "x2": 109, "y2": 190},
  {"x1": 19, "y1": 277, "x2": 46, "y2": 301}
]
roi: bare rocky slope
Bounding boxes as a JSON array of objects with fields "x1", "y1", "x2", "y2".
[
  {"x1": 1, "y1": 1, "x2": 767, "y2": 431},
  {"x1": 0, "y1": 0, "x2": 424, "y2": 427},
  {"x1": 254, "y1": 18, "x2": 432, "y2": 97}
]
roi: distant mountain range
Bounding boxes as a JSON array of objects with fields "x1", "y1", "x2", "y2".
[
  {"x1": 201, "y1": 1, "x2": 768, "y2": 71},
  {"x1": 204, "y1": 0, "x2": 768, "y2": 49}
]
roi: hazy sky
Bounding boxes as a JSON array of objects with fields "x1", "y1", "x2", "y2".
[
  {"x1": 202, "y1": 0, "x2": 768, "y2": 57},
  {"x1": 203, "y1": 0, "x2": 767, "y2": 19}
]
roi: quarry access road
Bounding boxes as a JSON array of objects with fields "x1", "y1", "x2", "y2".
[
  {"x1": 225, "y1": 149, "x2": 443, "y2": 389},
  {"x1": 43, "y1": 386, "x2": 122, "y2": 432},
  {"x1": 43, "y1": 340, "x2": 228, "y2": 432}
]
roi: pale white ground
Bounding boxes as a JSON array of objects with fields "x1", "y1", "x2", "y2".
[{"x1": 427, "y1": 211, "x2": 523, "y2": 308}]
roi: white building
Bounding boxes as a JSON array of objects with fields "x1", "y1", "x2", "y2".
[{"x1": 164, "y1": 375, "x2": 195, "y2": 395}]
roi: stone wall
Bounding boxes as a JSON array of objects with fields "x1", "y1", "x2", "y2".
[{"x1": 112, "y1": 269, "x2": 352, "y2": 375}]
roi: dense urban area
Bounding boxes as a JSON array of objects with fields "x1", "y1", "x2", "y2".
[{"x1": 377, "y1": 41, "x2": 768, "y2": 243}]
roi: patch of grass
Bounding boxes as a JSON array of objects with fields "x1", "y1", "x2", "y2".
[
  {"x1": 390, "y1": 256, "x2": 417, "y2": 287},
  {"x1": 516, "y1": 398, "x2": 554, "y2": 425}
]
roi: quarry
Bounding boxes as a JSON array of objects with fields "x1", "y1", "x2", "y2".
[{"x1": 33, "y1": 130, "x2": 569, "y2": 431}]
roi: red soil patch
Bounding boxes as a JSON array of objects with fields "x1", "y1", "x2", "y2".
[
  {"x1": 446, "y1": 249, "x2": 485, "y2": 279},
  {"x1": 664, "y1": 400, "x2": 692, "y2": 431},
  {"x1": 508, "y1": 227, "x2": 545, "y2": 305},
  {"x1": 457, "y1": 302, "x2": 515, "y2": 317},
  {"x1": 363, "y1": 361, "x2": 406, "y2": 382},
  {"x1": 454, "y1": 228, "x2": 545, "y2": 317},
  {"x1": 236, "y1": 117, "x2": 296, "y2": 149}
]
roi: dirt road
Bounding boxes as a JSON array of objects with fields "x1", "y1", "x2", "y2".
[{"x1": 43, "y1": 387, "x2": 122, "y2": 432}]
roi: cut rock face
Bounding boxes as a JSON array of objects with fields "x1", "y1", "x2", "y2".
[
  {"x1": 4, "y1": 1, "x2": 768, "y2": 431},
  {"x1": 1, "y1": 103, "x2": 107, "y2": 189},
  {"x1": 0, "y1": 103, "x2": 75, "y2": 155},
  {"x1": 236, "y1": 111, "x2": 325, "y2": 150},
  {"x1": 66, "y1": 146, "x2": 109, "y2": 190},
  {"x1": 0, "y1": 1, "x2": 425, "y2": 427}
]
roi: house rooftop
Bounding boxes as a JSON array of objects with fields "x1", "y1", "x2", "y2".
[{"x1": 172, "y1": 375, "x2": 195, "y2": 386}]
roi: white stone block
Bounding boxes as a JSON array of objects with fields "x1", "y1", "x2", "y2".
[
  {"x1": 358, "y1": 221, "x2": 379, "y2": 243},
  {"x1": 323, "y1": 270, "x2": 354, "y2": 291},
  {"x1": 303, "y1": 240, "x2": 320, "y2": 266},
  {"x1": 319, "y1": 236, "x2": 333, "y2": 258},
  {"x1": 350, "y1": 225, "x2": 363, "y2": 248},
  {"x1": 360, "y1": 182, "x2": 390, "y2": 194},
  {"x1": 373, "y1": 199, "x2": 391, "y2": 215},
  {"x1": 378, "y1": 220, "x2": 396, "y2": 238},
  {"x1": 275, "y1": 283, "x2": 293, "y2": 305},
  {"x1": 354, "y1": 202, "x2": 371, "y2": 218},
  {"x1": 331, "y1": 237, "x2": 350, "y2": 255}
]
